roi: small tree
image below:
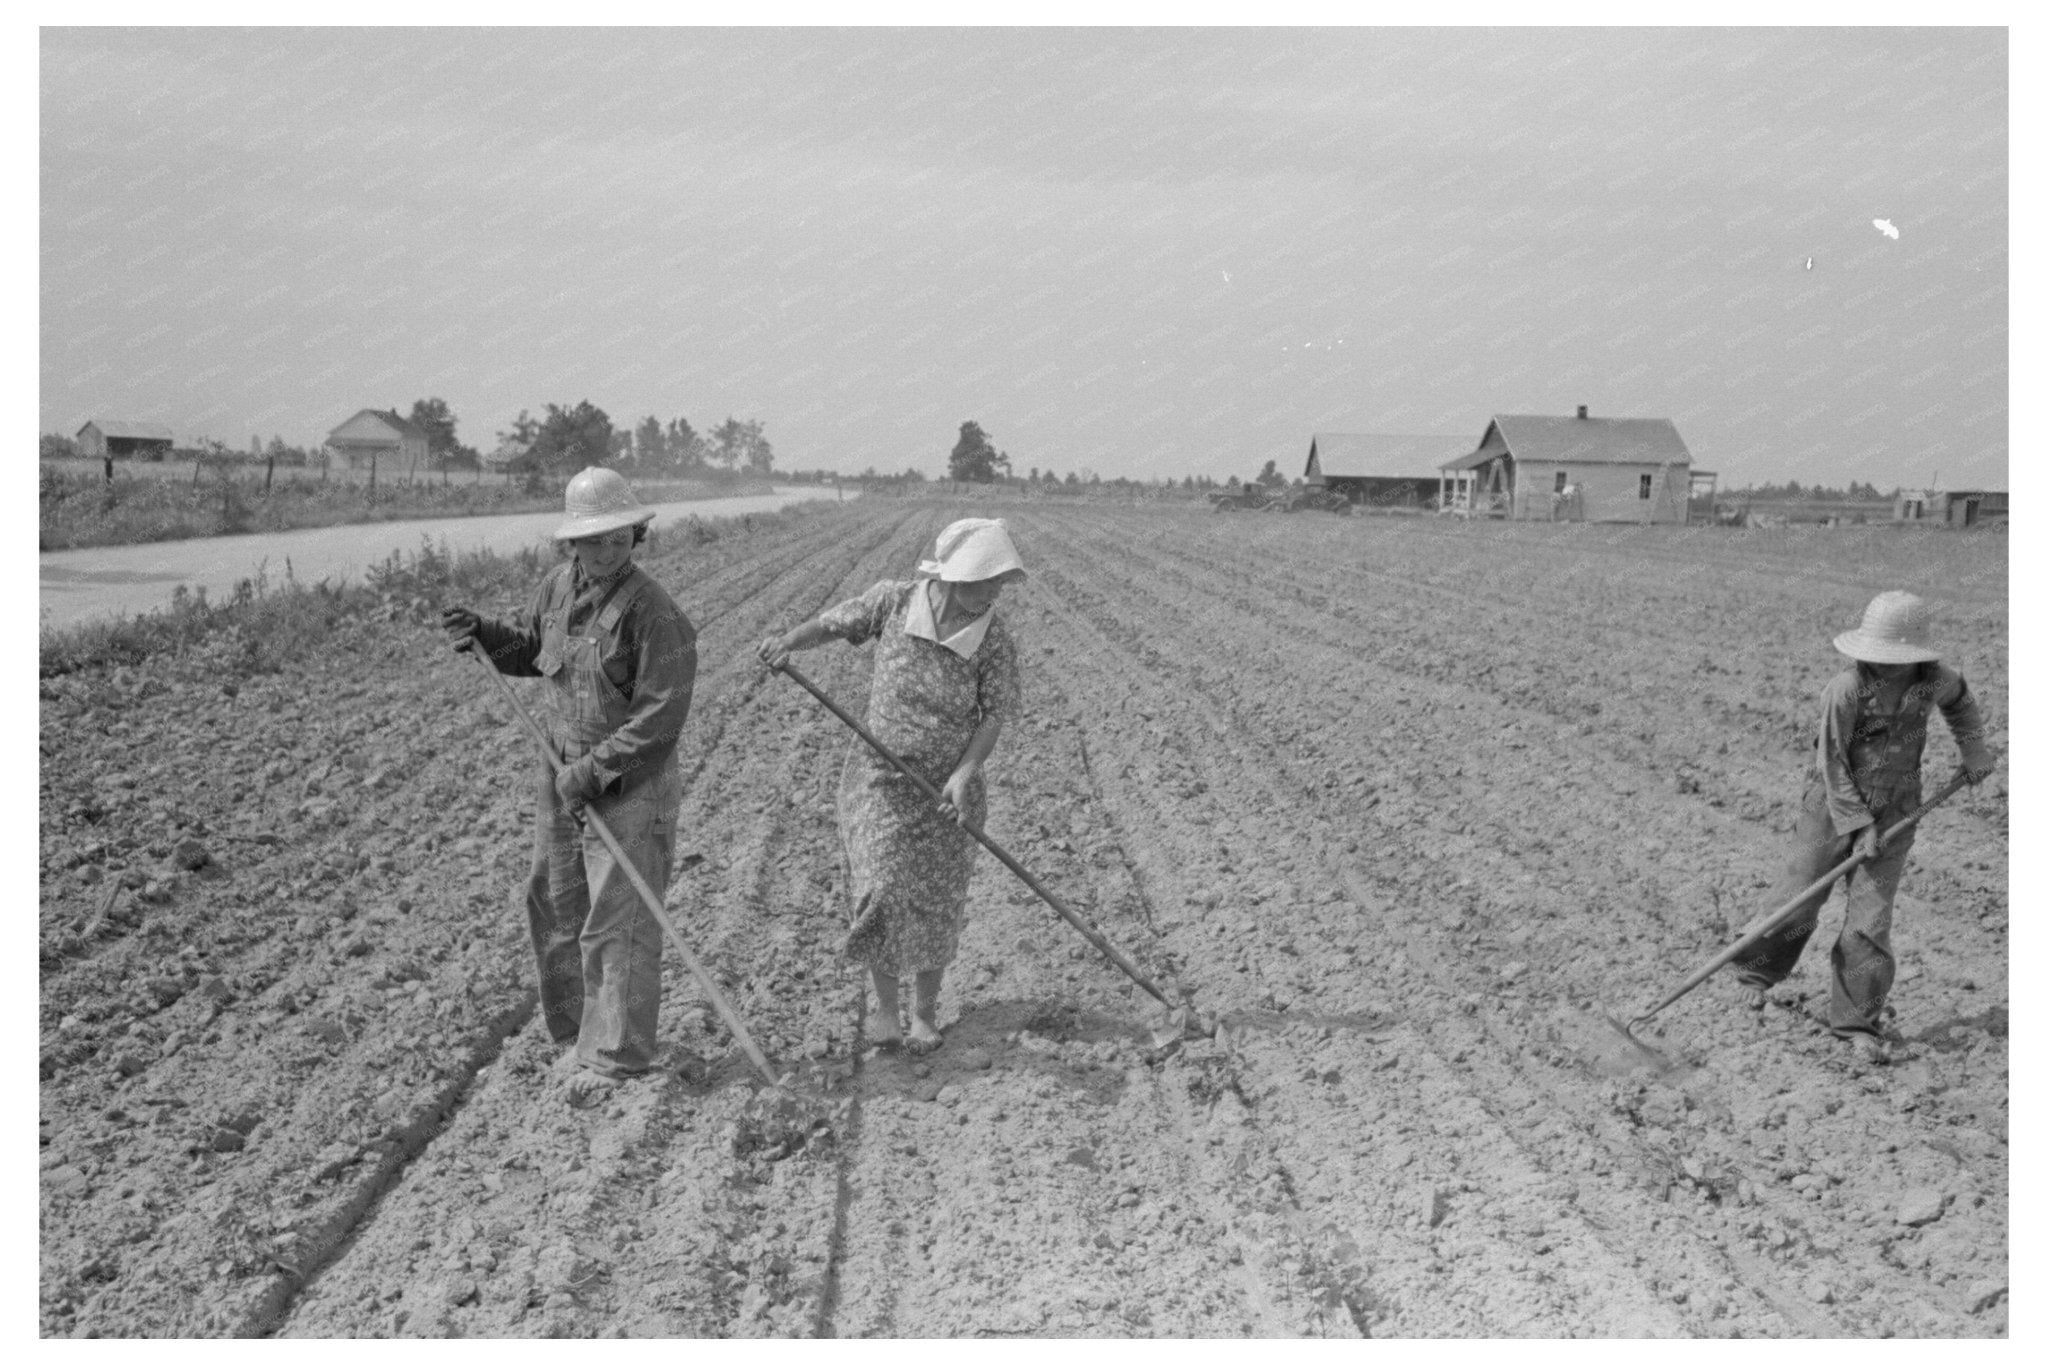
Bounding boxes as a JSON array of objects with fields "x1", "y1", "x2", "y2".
[
  {"x1": 633, "y1": 416, "x2": 666, "y2": 473},
  {"x1": 740, "y1": 421, "x2": 774, "y2": 475},
  {"x1": 408, "y1": 397, "x2": 472, "y2": 471},
  {"x1": 708, "y1": 417, "x2": 745, "y2": 472},
  {"x1": 947, "y1": 421, "x2": 1010, "y2": 482},
  {"x1": 1255, "y1": 459, "x2": 1285, "y2": 488},
  {"x1": 531, "y1": 401, "x2": 615, "y2": 475},
  {"x1": 666, "y1": 417, "x2": 703, "y2": 474}
]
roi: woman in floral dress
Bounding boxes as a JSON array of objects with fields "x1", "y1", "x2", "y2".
[{"x1": 758, "y1": 518, "x2": 1025, "y2": 1054}]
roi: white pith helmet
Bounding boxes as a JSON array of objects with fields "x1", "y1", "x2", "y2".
[
  {"x1": 553, "y1": 466, "x2": 654, "y2": 541},
  {"x1": 1833, "y1": 590, "x2": 1941, "y2": 665}
]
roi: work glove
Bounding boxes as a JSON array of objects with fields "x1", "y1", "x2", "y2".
[
  {"x1": 440, "y1": 607, "x2": 484, "y2": 653},
  {"x1": 554, "y1": 756, "x2": 606, "y2": 814},
  {"x1": 1962, "y1": 751, "x2": 1998, "y2": 786}
]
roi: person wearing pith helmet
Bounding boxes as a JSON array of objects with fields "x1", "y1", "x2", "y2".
[
  {"x1": 1729, "y1": 591, "x2": 1996, "y2": 1064},
  {"x1": 440, "y1": 466, "x2": 698, "y2": 1106}
]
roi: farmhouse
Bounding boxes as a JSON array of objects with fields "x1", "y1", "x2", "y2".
[
  {"x1": 75, "y1": 419, "x2": 174, "y2": 461},
  {"x1": 1895, "y1": 488, "x2": 2006, "y2": 528},
  {"x1": 325, "y1": 409, "x2": 430, "y2": 473},
  {"x1": 1303, "y1": 433, "x2": 1476, "y2": 507},
  {"x1": 1440, "y1": 406, "x2": 1691, "y2": 523}
]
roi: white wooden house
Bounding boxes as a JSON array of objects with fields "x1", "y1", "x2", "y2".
[
  {"x1": 1439, "y1": 407, "x2": 1692, "y2": 523},
  {"x1": 324, "y1": 409, "x2": 430, "y2": 474}
]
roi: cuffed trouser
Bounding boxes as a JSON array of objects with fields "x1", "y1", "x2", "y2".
[
  {"x1": 523, "y1": 758, "x2": 680, "y2": 1075},
  {"x1": 1732, "y1": 775, "x2": 1919, "y2": 1037}
]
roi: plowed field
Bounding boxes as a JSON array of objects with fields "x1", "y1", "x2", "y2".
[{"x1": 38, "y1": 499, "x2": 2009, "y2": 1338}]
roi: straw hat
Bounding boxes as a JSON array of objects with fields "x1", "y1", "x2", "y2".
[
  {"x1": 917, "y1": 517, "x2": 1027, "y2": 583},
  {"x1": 1833, "y1": 591, "x2": 1940, "y2": 664},
  {"x1": 553, "y1": 466, "x2": 655, "y2": 541}
]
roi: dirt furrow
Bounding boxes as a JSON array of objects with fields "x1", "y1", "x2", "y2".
[
  {"x1": 40, "y1": 499, "x2": 2006, "y2": 1338},
  {"x1": 273, "y1": 507, "x2": 929, "y2": 1336},
  {"x1": 1010, "y1": 557, "x2": 1729, "y2": 1333},
  {"x1": 1006, "y1": 506, "x2": 2004, "y2": 1336}
]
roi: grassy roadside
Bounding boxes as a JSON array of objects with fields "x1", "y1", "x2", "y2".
[
  {"x1": 36, "y1": 502, "x2": 823, "y2": 679},
  {"x1": 37, "y1": 460, "x2": 778, "y2": 552}
]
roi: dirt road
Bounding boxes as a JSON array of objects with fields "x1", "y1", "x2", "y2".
[
  {"x1": 37, "y1": 485, "x2": 845, "y2": 631},
  {"x1": 37, "y1": 500, "x2": 2008, "y2": 1336}
]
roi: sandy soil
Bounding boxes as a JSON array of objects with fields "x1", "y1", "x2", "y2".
[{"x1": 38, "y1": 500, "x2": 2008, "y2": 1337}]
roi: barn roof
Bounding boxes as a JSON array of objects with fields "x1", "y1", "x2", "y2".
[
  {"x1": 1308, "y1": 433, "x2": 1475, "y2": 479},
  {"x1": 1484, "y1": 414, "x2": 1691, "y2": 466},
  {"x1": 79, "y1": 419, "x2": 174, "y2": 441}
]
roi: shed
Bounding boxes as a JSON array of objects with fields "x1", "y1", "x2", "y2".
[
  {"x1": 325, "y1": 409, "x2": 430, "y2": 473},
  {"x1": 1895, "y1": 489, "x2": 2006, "y2": 528},
  {"x1": 1303, "y1": 433, "x2": 1477, "y2": 507},
  {"x1": 485, "y1": 436, "x2": 538, "y2": 475},
  {"x1": 1439, "y1": 406, "x2": 1692, "y2": 523},
  {"x1": 76, "y1": 419, "x2": 174, "y2": 461}
]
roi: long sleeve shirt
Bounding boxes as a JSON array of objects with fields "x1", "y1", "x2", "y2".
[
  {"x1": 1814, "y1": 662, "x2": 1991, "y2": 836},
  {"x1": 476, "y1": 559, "x2": 697, "y2": 788}
]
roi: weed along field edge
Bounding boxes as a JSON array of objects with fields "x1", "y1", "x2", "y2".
[{"x1": 37, "y1": 499, "x2": 2008, "y2": 1338}]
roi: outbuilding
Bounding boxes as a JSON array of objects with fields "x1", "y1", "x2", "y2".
[
  {"x1": 325, "y1": 408, "x2": 430, "y2": 474},
  {"x1": 485, "y1": 435, "x2": 538, "y2": 477},
  {"x1": 1439, "y1": 406, "x2": 1692, "y2": 523},
  {"x1": 1895, "y1": 488, "x2": 2006, "y2": 528},
  {"x1": 1303, "y1": 433, "x2": 1477, "y2": 507},
  {"x1": 75, "y1": 419, "x2": 174, "y2": 462}
]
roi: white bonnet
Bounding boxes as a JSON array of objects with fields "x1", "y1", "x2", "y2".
[{"x1": 916, "y1": 517, "x2": 1027, "y2": 583}]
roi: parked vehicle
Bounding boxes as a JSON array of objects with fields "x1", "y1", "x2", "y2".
[
  {"x1": 1279, "y1": 486, "x2": 1353, "y2": 515},
  {"x1": 1207, "y1": 487, "x2": 1278, "y2": 512}
]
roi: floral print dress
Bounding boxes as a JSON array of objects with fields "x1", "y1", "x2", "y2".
[{"x1": 818, "y1": 580, "x2": 1023, "y2": 974}]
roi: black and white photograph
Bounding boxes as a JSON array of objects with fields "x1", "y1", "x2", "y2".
[{"x1": 36, "y1": 24, "x2": 2010, "y2": 1338}]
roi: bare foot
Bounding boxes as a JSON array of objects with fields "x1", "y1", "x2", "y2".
[{"x1": 906, "y1": 1020, "x2": 943, "y2": 1056}]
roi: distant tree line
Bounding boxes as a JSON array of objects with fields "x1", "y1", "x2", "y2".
[
  {"x1": 37, "y1": 396, "x2": 776, "y2": 487},
  {"x1": 1724, "y1": 479, "x2": 1895, "y2": 501},
  {"x1": 493, "y1": 405, "x2": 773, "y2": 481}
]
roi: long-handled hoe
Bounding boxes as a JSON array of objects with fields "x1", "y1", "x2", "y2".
[
  {"x1": 463, "y1": 644, "x2": 785, "y2": 1091},
  {"x1": 1605, "y1": 771, "x2": 1970, "y2": 1068},
  {"x1": 772, "y1": 661, "x2": 1214, "y2": 1047}
]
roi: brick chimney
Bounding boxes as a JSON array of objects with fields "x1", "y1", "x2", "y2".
[{"x1": 1576, "y1": 404, "x2": 1588, "y2": 419}]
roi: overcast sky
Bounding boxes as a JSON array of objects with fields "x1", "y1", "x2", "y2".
[{"x1": 40, "y1": 27, "x2": 2007, "y2": 489}]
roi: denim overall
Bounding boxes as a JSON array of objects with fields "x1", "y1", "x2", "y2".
[
  {"x1": 523, "y1": 564, "x2": 680, "y2": 1075},
  {"x1": 1734, "y1": 669, "x2": 1939, "y2": 1037}
]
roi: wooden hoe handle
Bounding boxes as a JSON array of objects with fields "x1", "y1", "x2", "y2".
[
  {"x1": 775, "y1": 661, "x2": 1181, "y2": 1011},
  {"x1": 1627, "y1": 769, "x2": 1972, "y2": 1031}
]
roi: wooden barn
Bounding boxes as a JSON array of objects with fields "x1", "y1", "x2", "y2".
[
  {"x1": 1439, "y1": 406, "x2": 1692, "y2": 523},
  {"x1": 1303, "y1": 433, "x2": 1477, "y2": 507},
  {"x1": 325, "y1": 409, "x2": 430, "y2": 473},
  {"x1": 1895, "y1": 488, "x2": 2007, "y2": 528},
  {"x1": 75, "y1": 419, "x2": 174, "y2": 461}
]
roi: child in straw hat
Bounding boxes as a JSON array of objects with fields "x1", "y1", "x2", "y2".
[{"x1": 1730, "y1": 591, "x2": 1995, "y2": 1061}]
